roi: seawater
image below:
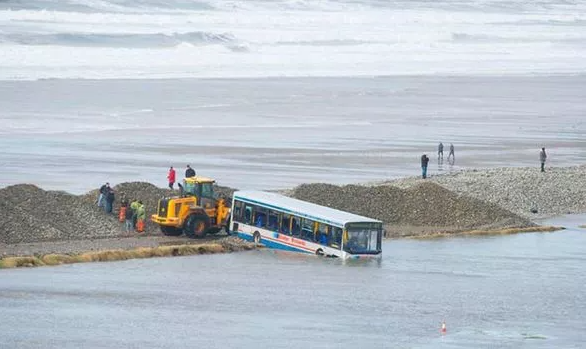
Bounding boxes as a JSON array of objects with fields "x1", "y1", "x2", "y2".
[{"x1": 1, "y1": 217, "x2": 585, "y2": 348}]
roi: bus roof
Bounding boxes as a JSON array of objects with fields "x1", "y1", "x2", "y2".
[{"x1": 233, "y1": 190, "x2": 382, "y2": 227}]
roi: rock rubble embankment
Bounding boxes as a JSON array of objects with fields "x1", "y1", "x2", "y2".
[
  {"x1": 387, "y1": 165, "x2": 586, "y2": 219},
  {"x1": 291, "y1": 181, "x2": 534, "y2": 237},
  {"x1": 1, "y1": 166, "x2": 579, "y2": 245},
  {"x1": 1, "y1": 182, "x2": 236, "y2": 244}
]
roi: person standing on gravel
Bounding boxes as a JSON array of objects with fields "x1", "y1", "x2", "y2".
[
  {"x1": 421, "y1": 154, "x2": 430, "y2": 179},
  {"x1": 97, "y1": 182, "x2": 109, "y2": 208},
  {"x1": 105, "y1": 188, "x2": 115, "y2": 214},
  {"x1": 125, "y1": 203, "x2": 134, "y2": 232},
  {"x1": 136, "y1": 201, "x2": 146, "y2": 233},
  {"x1": 438, "y1": 142, "x2": 444, "y2": 161},
  {"x1": 130, "y1": 199, "x2": 140, "y2": 228},
  {"x1": 185, "y1": 164, "x2": 196, "y2": 178},
  {"x1": 540, "y1": 147, "x2": 547, "y2": 172},
  {"x1": 167, "y1": 166, "x2": 176, "y2": 189}
]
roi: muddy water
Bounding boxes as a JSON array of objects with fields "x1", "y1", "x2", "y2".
[{"x1": 1, "y1": 216, "x2": 585, "y2": 348}]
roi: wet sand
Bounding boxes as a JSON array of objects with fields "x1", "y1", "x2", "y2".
[{"x1": 1, "y1": 75, "x2": 585, "y2": 193}]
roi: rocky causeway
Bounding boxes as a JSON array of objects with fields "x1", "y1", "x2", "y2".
[{"x1": 1, "y1": 165, "x2": 584, "y2": 259}]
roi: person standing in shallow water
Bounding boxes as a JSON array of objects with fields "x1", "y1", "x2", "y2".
[
  {"x1": 438, "y1": 142, "x2": 444, "y2": 161},
  {"x1": 540, "y1": 147, "x2": 547, "y2": 172},
  {"x1": 421, "y1": 154, "x2": 430, "y2": 179},
  {"x1": 448, "y1": 143, "x2": 455, "y2": 162}
]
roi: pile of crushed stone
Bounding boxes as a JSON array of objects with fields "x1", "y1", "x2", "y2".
[
  {"x1": 0, "y1": 184, "x2": 123, "y2": 244},
  {"x1": 291, "y1": 182, "x2": 535, "y2": 236},
  {"x1": 1, "y1": 182, "x2": 237, "y2": 244}
]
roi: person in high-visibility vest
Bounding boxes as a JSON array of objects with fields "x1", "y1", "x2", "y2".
[
  {"x1": 118, "y1": 194, "x2": 128, "y2": 223},
  {"x1": 130, "y1": 199, "x2": 140, "y2": 228},
  {"x1": 136, "y1": 201, "x2": 146, "y2": 233}
]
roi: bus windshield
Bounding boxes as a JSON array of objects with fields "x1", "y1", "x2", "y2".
[{"x1": 344, "y1": 223, "x2": 382, "y2": 254}]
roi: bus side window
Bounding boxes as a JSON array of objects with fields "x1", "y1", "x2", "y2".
[
  {"x1": 268, "y1": 211, "x2": 279, "y2": 231},
  {"x1": 244, "y1": 205, "x2": 253, "y2": 225},
  {"x1": 317, "y1": 223, "x2": 328, "y2": 245},
  {"x1": 301, "y1": 218, "x2": 315, "y2": 241},
  {"x1": 331, "y1": 227, "x2": 342, "y2": 248},
  {"x1": 291, "y1": 217, "x2": 301, "y2": 237},
  {"x1": 255, "y1": 207, "x2": 266, "y2": 228},
  {"x1": 281, "y1": 214, "x2": 291, "y2": 235}
]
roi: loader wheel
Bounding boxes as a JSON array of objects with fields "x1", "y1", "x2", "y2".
[
  {"x1": 184, "y1": 214, "x2": 210, "y2": 239},
  {"x1": 160, "y1": 226, "x2": 183, "y2": 237}
]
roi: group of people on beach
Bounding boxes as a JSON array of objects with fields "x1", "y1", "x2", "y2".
[
  {"x1": 96, "y1": 182, "x2": 146, "y2": 233},
  {"x1": 420, "y1": 144, "x2": 548, "y2": 179},
  {"x1": 420, "y1": 142, "x2": 455, "y2": 179}
]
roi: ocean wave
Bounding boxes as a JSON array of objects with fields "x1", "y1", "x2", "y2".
[
  {"x1": 0, "y1": 0, "x2": 216, "y2": 13},
  {"x1": 0, "y1": 31, "x2": 242, "y2": 49},
  {"x1": 451, "y1": 32, "x2": 586, "y2": 44}
]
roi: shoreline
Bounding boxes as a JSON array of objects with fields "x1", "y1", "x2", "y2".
[{"x1": 0, "y1": 235, "x2": 257, "y2": 269}]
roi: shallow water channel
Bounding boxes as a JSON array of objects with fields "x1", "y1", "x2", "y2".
[{"x1": 1, "y1": 216, "x2": 585, "y2": 348}]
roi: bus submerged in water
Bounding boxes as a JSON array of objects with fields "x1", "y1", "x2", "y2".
[{"x1": 230, "y1": 190, "x2": 382, "y2": 259}]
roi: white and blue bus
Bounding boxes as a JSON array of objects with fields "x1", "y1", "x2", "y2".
[{"x1": 230, "y1": 190, "x2": 383, "y2": 259}]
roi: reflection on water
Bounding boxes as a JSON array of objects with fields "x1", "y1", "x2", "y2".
[{"x1": 1, "y1": 220, "x2": 586, "y2": 348}]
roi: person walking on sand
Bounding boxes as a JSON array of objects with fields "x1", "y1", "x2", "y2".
[
  {"x1": 167, "y1": 166, "x2": 176, "y2": 189},
  {"x1": 421, "y1": 154, "x2": 430, "y2": 179},
  {"x1": 448, "y1": 143, "x2": 455, "y2": 162},
  {"x1": 185, "y1": 164, "x2": 196, "y2": 178},
  {"x1": 540, "y1": 147, "x2": 547, "y2": 172},
  {"x1": 438, "y1": 142, "x2": 444, "y2": 161}
]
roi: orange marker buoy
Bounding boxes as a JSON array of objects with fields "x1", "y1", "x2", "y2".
[{"x1": 441, "y1": 321, "x2": 447, "y2": 334}]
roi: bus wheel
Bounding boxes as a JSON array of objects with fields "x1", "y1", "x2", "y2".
[
  {"x1": 160, "y1": 226, "x2": 183, "y2": 236},
  {"x1": 184, "y1": 214, "x2": 210, "y2": 239},
  {"x1": 316, "y1": 249, "x2": 324, "y2": 256},
  {"x1": 253, "y1": 232, "x2": 261, "y2": 244}
]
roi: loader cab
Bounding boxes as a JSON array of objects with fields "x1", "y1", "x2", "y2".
[{"x1": 183, "y1": 176, "x2": 216, "y2": 208}]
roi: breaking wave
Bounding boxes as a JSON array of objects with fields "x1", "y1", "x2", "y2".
[{"x1": 0, "y1": 31, "x2": 240, "y2": 48}]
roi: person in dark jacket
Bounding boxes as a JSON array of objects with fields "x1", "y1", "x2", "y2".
[
  {"x1": 185, "y1": 164, "x2": 196, "y2": 178},
  {"x1": 125, "y1": 202, "x2": 134, "y2": 232},
  {"x1": 105, "y1": 188, "x2": 115, "y2": 214},
  {"x1": 540, "y1": 147, "x2": 547, "y2": 172},
  {"x1": 421, "y1": 154, "x2": 430, "y2": 179},
  {"x1": 97, "y1": 182, "x2": 109, "y2": 207}
]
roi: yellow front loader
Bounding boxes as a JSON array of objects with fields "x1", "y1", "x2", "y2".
[{"x1": 151, "y1": 176, "x2": 231, "y2": 238}]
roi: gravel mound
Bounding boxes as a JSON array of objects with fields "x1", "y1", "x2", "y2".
[
  {"x1": 1, "y1": 182, "x2": 238, "y2": 244},
  {"x1": 388, "y1": 166, "x2": 586, "y2": 219},
  {"x1": 0, "y1": 184, "x2": 123, "y2": 244},
  {"x1": 291, "y1": 181, "x2": 534, "y2": 235}
]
